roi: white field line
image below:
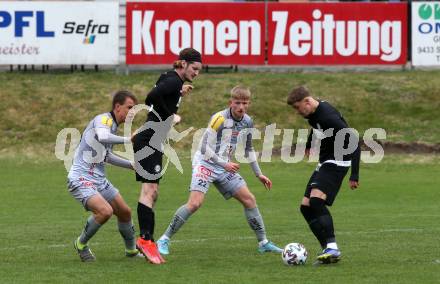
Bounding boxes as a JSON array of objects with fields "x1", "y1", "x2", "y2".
[{"x1": 0, "y1": 228, "x2": 431, "y2": 252}]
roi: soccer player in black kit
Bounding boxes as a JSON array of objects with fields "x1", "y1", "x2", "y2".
[
  {"x1": 287, "y1": 86, "x2": 360, "y2": 265},
  {"x1": 132, "y1": 48, "x2": 202, "y2": 264}
]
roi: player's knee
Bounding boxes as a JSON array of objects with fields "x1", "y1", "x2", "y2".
[
  {"x1": 310, "y1": 189, "x2": 326, "y2": 200},
  {"x1": 141, "y1": 183, "x2": 158, "y2": 194},
  {"x1": 145, "y1": 189, "x2": 158, "y2": 203},
  {"x1": 301, "y1": 197, "x2": 310, "y2": 206},
  {"x1": 309, "y1": 196, "x2": 324, "y2": 208},
  {"x1": 300, "y1": 204, "x2": 310, "y2": 217},
  {"x1": 98, "y1": 206, "x2": 113, "y2": 221},
  {"x1": 309, "y1": 197, "x2": 326, "y2": 215},
  {"x1": 187, "y1": 200, "x2": 202, "y2": 212},
  {"x1": 126, "y1": 206, "x2": 132, "y2": 216},
  {"x1": 120, "y1": 206, "x2": 132, "y2": 220},
  {"x1": 152, "y1": 190, "x2": 158, "y2": 202},
  {"x1": 243, "y1": 194, "x2": 256, "y2": 208},
  {"x1": 142, "y1": 185, "x2": 158, "y2": 202}
]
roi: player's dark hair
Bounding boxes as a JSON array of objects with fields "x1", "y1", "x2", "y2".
[
  {"x1": 173, "y1": 48, "x2": 202, "y2": 68},
  {"x1": 112, "y1": 90, "x2": 137, "y2": 109},
  {"x1": 287, "y1": 86, "x2": 311, "y2": 105}
]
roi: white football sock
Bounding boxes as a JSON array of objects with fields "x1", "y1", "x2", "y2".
[
  {"x1": 326, "y1": 242, "x2": 338, "y2": 250},
  {"x1": 159, "y1": 235, "x2": 170, "y2": 241}
]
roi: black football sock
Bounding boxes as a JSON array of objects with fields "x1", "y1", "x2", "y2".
[
  {"x1": 309, "y1": 197, "x2": 336, "y2": 246},
  {"x1": 300, "y1": 205, "x2": 326, "y2": 249},
  {"x1": 137, "y1": 202, "x2": 155, "y2": 241}
]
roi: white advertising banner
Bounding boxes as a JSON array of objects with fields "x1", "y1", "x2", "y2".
[
  {"x1": 0, "y1": 1, "x2": 119, "y2": 65},
  {"x1": 412, "y1": 2, "x2": 440, "y2": 66}
]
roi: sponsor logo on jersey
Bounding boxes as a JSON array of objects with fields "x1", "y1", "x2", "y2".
[{"x1": 101, "y1": 116, "x2": 113, "y2": 127}]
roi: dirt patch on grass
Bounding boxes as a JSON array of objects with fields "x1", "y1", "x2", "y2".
[
  {"x1": 275, "y1": 140, "x2": 440, "y2": 155},
  {"x1": 381, "y1": 141, "x2": 440, "y2": 154}
]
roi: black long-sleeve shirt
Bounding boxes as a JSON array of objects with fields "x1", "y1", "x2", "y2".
[
  {"x1": 305, "y1": 101, "x2": 360, "y2": 181},
  {"x1": 145, "y1": 71, "x2": 184, "y2": 122}
]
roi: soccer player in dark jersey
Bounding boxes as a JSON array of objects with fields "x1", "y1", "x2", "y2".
[
  {"x1": 287, "y1": 86, "x2": 360, "y2": 265},
  {"x1": 132, "y1": 48, "x2": 202, "y2": 264}
]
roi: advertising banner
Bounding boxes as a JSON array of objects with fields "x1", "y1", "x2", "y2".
[
  {"x1": 0, "y1": 1, "x2": 119, "y2": 65},
  {"x1": 267, "y1": 3, "x2": 407, "y2": 65},
  {"x1": 412, "y1": 2, "x2": 440, "y2": 66},
  {"x1": 126, "y1": 2, "x2": 265, "y2": 65}
]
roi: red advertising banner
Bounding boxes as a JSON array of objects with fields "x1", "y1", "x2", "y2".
[
  {"x1": 126, "y1": 2, "x2": 265, "y2": 65},
  {"x1": 267, "y1": 3, "x2": 407, "y2": 65}
]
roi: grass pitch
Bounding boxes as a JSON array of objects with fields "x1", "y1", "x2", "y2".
[
  {"x1": 0, "y1": 154, "x2": 439, "y2": 283},
  {"x1": 1, "y1": 69, "x2": 439, "y2": 283}
]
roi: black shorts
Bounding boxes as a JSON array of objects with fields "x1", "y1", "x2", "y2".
[
  {"x1": 304, "y1": 163, "x2": 349, "y2": 206},
  {"x1": 132, "y1": 132, "x2": 163, "y2": 184}
]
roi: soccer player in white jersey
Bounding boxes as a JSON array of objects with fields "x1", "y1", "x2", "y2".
[
  {"x1": 67, "y1": 91, "x2": 139, "y2": 262},
  {"x1": 156, "y1": 86, "x2": 282, "y2": 257}
]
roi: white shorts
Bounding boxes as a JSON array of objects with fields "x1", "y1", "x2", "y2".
[
  {"x1": 189, "y1": 163, "x2": 246, "y2": 200},
  {"x1": 67, "y1": 177, "x2": 119, "y2": 210}
]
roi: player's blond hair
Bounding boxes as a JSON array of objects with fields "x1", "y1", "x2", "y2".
[
  {"x1": 230, "y1": 85, "x2": 251, "y2": 101},
  {"x1": 173, "y1": 60, "x2": 185, "y2": 69}
]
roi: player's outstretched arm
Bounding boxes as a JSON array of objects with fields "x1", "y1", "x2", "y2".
[
  {"x1": 96, "y1": 128, "x2": 129, "y2": 145},
  {"x1": 106, "y1": 152, "x2": 134, "y2": 170},
  {"x1": 257, "y1": 175, "x2": 272, "y2": 190},
  {"x1": 244, "y1": 124, "x2": 263, "y2": 177},
  {"x1": 349, "y1": 142, "x2": 361, "y2": 190}
]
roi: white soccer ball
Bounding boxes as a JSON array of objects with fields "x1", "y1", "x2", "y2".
[{"x1": 282, "y1": 243, "x2": 308, "y2": 265}]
